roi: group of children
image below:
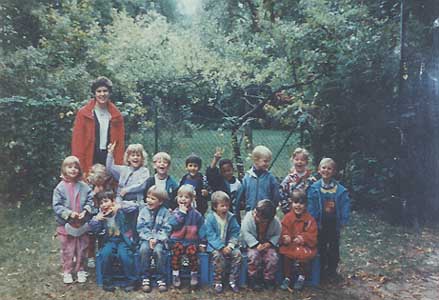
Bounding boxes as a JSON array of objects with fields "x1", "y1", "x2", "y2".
[{"x1": 52, "y1": 143, "x2": 350, "y2": 293}]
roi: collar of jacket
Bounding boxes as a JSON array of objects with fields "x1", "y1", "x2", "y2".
[
  {"x1": 81, "y1": 98, "x2": 123, "y2": 122},
  {"x1": 247, "y1": 167, "x2": 268, "y2": 178}
]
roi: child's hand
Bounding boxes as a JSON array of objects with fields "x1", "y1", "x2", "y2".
[
  {"x1": 214, "y1": 147, "x2": 223, "y2": 160},
  {"x1": 222, "y1": 246, "x2": 232, "y2": 255},
  {"x1": 107, "y1": 142, "x2": 116, "y2": 154},
  {"x1": 149, "y1": 239, "x2": 157, "y2": 249},
  {"x1": 293, "y1": 235, "x2": 304, "y2": 245},
  {"x1": 120, "y1": 189, "x2": 127, "y2": 197},
  {"x1": 179, "y1": 203, "x2": 188, "y2": 213},
  {"x1": 78, "y1": 210, "x2": 87, "y2": 219},
  {"x1": 199, "y1": 244, "x2": 207, "y2": 252},
  {"x1": 256, "y1": 242, "x2": 270, "y2": 252},
  {"x1": 96, "y1": 212, "x2": 106, "y2": 221},
  {"x1": 70, "y1": 211, "x2": 79, "y2": 219},
  {"x1": 201, "y1": 189, "x2": 208, "y2": 197},
  {"x1": 282, "y1": 235, "x2": 291, "y2": 245}
]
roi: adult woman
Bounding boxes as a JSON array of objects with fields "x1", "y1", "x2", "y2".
[{"x1": 72, "y1": 76, "x2": 125, "y2": 176}]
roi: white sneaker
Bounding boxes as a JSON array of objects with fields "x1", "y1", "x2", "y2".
[
  {"x1": 87, "y1": 258, "x2": 95, "y2": 268},
  {"x1": 77, "y1": 271, "x2": 88, "y2": 283},
  {"x1": 63, "y1": 273, "x2": 73, "y2": 284}
]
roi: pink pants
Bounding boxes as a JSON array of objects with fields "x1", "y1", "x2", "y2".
[{"x1": 57, "y1": 228, "x2": 89, "y2": 274}]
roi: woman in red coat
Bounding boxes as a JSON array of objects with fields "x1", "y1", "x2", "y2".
[
  {"x1": 72, "y1": 77, "x2": 125, "y2": 176},
  {"x1": 279, "y1": 189, "x2": 317, "y2": 291}
]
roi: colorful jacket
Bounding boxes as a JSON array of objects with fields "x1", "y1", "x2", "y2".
[
  {"x1": 169, "y1": 207, "x2": 206, "y2": 246},
  {"x1": 72, "y1": 98, "x2": 124, "y2": 175},
  {"x1": 240, "y1": 210, "x2": 281, "y2": 248},
  {"x1": 234, "y1": 168, "x2": 280, "y2": 214},
  {"x1": 204, "y1": 211, "x2": 240, "y2": 252},
  {"x1": 279, "y1": 169, "x2": 316, "y2": 213},
  {"x1": 88, "y1": 202, "x2": 139, "y2": 250},
  {"x1": 144, "y1": 175, "x2": 178, "y2": 209},
  {"x1": 52, "y1": 180, "x2": 93, "y2": 226},
  {"x1": 307, "y1": 179, "x2": 350, "y2": 232},
  {"x1": 137, "y1": 205, "x2": 172, "y2": 247},
  {"x1": 279, "y1": 211, "x2": 317, "y2": 261},
  {"x1": 106, "y1": 153, "x2": 150, "y2": 203}
]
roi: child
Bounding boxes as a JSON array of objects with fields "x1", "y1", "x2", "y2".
[
  {"x1": 235, "y1": 145, "x2": 280, "y2": 221},
  {"x1": 88, "y1": 190, "x2": 139, "y2": 292},
  {"x1": 144, "y1": 152, "x2": 179, "y2": 210},
  {"x1": 137, "y1": 185, "x2": 172, "y2": 293},
  {"x1": 106, "y1": 142, "x2": 150, "y2": 204},
  {"x1": 279, "y1": 190, "x2": 317, "y2": 291},
  {"x1": 307, "y1": 158, "x2": 350, "y2": 281},
  {"x1": 179, "y1": 154, "x2": 209, "y2": 215},
  {"x1": 240, "y1": 199, "x2": 281, "y2": 291},
  {"x1": 86, "y1": 163, "x2": 113, "y2": 268},
  {"x1": 206, "y1": 148, "x2": 241, "y2": 212},
  {"x1": 279, "y1": 147, "x2": 316, "y2": 214},
  {"x1": 205, "y1": 191, "x2": 242, "y2": 293},
  {"x1": 169, "y1": 184, "x2": 206, "y2": 288},
  {"x1": 52, "y1": 156, "x2": 93, "y2": 284}
]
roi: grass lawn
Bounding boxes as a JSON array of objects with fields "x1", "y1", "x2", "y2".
[{"x1": 1, "y1": 201, "x2": 438, "y2": 300}]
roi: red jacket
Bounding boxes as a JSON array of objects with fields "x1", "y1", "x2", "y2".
[
  {"x1": 279, "y1": 211, "x2": 317, "y2": 262},
  {"x1": 72, "y1": 98, "x2": 125, "y2": 175}
]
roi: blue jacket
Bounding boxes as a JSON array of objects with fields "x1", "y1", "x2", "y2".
[
  {"x1": 307, "y1": 179, "x2": 350, "y2": 232},
  {"x1": 144, "y1": 175, "x2": 179, "y2": 209},
  {"x1": 204, "y1": 211, "x2": 240, "y2": 252},
  {"x1": 137, "y1": 205, "x2": 172, "y2": 247},
  {"x1": 234, "y1": 168, "x2": 280, "y2": 214}
]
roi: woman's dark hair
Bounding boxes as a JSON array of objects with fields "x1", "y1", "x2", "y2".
[
  {"x1": 219, "y1": 158, "x2": 233, "y2": 169},
  {"x1": 185, "y1": 154, "x2": 202, "y2": 168},
  {"x1": 255, "y1": 199, "x2": 276, "y2": 221},
  {"x1": 91, "y1": 76, "x2": 113, "y2": 94},
  {"x1": 94, "y1": 190, "x2": 115, "y2": 203}
]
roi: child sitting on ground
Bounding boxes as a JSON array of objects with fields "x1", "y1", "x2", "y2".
[
  {"x1": 241, "y1": 199, "x2": 281, "y2": 291},
  {"x1": 106, "y1": 142, "x2": 150, "y2": 204},
  {"x1": 206, "y1": 147, "x2": 241, "y2": 212},
  {"x1": 143, "y1": 152, "x2": 179, "y2": 210},
  {"x1": 137, "y1": 185, "x2": 172, "y2": 293},
  {"x1": 235, "y1": 145, "x2": 280, "y2": 222},
  {"x1": 169, "y1": 184, "x2": 206, "y2": 289},
  {"x1": 279, "y1": 190, "x2": 317, "y2": 291},
  {"x1": 88, "y1": 190, "x2": 139, "y2": 292},
  {"x1": 53, "y1": 156, "x2": 93, "y2": 284},
  {"x1": 205, "y1": 191, "x2": 242, "y2": 293},
  {"x1": 279, "y1": 147, "x2": 316, "y2": 214},
  {"x1": 307, "y1": 158, "x2": 350, "y2": 281},
  {"x1": 179, "y1": 154, "x2": 208, "y2": 215}
]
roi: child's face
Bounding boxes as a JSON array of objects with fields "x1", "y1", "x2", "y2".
[
  {"x1": 220, "y1": 163, "x2": 234, "y2": 181},
  {"x1": 64, "y1": 163, "x2": 80, "y2": 180},
  {"x1": 319, "y1": 163, "x2": 335, "y2": 182},
  {"x1": 292, "y1": 153, "x2": 308, "y2": 173},
  {"x1": 215, "y1": 201, "x2": 230, "y2": 217},
  {"x1": 146, "y1": 194, "x2": 162, "y2": 210},
  {"x1": 100, "y1": 197, "x2": 114, "y2": 214},
  {"x1": 253, "y1": 211, "x2": 269, "y2": 225},
  {"x1": 128, "y1": 152, "x2": 143, "y2": 168},
  {"x1": 177, "y1": 192, "x2": 193, "y2": 208},
  {"x1": 254, "y1": 157, "x2": 270, "y2": 171},
  {"x1": 154, "y1": 158, "x2": 170, "y2": 177},
  {"x1": 186, "y1": 163, "x2": 199, "y2": 176},
  {"x1": 292, "y1": 199, "x2": 306, "y2": 216}
]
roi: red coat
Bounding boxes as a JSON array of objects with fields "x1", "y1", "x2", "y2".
[
  {"x1": 72, "y1": 98, "x2": 125, "y2": 175},
  {"x1": 279, "y1": 211, "x2": 317, "y2": 262}
]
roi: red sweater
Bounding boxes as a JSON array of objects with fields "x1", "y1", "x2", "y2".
[{"x1": 72, "y1": 98, "x2": 125, "y2": 175}]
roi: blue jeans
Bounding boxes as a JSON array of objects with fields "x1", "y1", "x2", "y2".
[
  {"x1": 100, "y1": 240, "x2": 137, "y2": 286},
  {"x1": 139, "y1": 241, "x2": 168, "y2": 281}
]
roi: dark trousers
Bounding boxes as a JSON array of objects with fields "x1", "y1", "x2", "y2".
[{"x1": 318, "y1": 223, "x2": 340, "y2": 275}]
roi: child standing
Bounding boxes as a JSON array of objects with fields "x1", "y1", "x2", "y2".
[
  {"x1": 279, "y1": 148, "x2": 316, "y2": 214},
  {"x1": 169, "y1": 185, "x2": 206, "y2": 288},
  {"x1": 235, "y1": 145, "x2": 280, "y2": 221},
  {"x1": 279, "y1": 190, "x2": 317, "y2": 291},
  {"x1": 240, "y1": 199, "x2": 281, "y2": 291},
  {"x1": 144, "y1": 152, "x2": 179, "y2": 210},
  {"x1": 52, "y1": 156, "x2": 93, "y2": 284},
  {"x1": 88, "y1": 190, "x2": 139, "y2": 292},
  {"x1": 106, "y1": 142, "x2": 150, "y2": 204},
  {"x1": 205, "y1": 191, "x2": 242, "y2": 293},
  {"x1": 179, "y1": 154, "x2": 208, "y2": 215},
  {"x1": 307, "y1": 158, "x2": 350, "y2": 280},
  {"x1": 137, "y1": 185, "x2": 172, "y2": 293},
  {"x1": 206, "y1": 148, "x2": 241, "y2": 211}
]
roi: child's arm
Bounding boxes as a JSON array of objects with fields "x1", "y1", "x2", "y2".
[
  {"x1": 106, "y1": 151, "x2": 123, "y2": 182},
  {"x1": 307, "y1": 186, "x2": 319, "y2": 220},
  {"x1": 227, "y1": 215, "x2": 241, "y2": 249},
  {"x1": 205, "y1": 215, "x2": 226, "y2": 250},
  {"x1": 88, "y1": 213, "x2": 105, "y2": 233},
  {"x1": 52, "y1": 184, "x2": 72, "y2": 221},
  {"x1": 137, "y1": 208, "x2": 153, "y2": 241},
  {"x1": 267, "y1": 218, "x2": 281, "y2": 247},
  {"x1": 155, "y1": 209, "x2": 173, "y2": 243},
  {"x1": 120, "y1": 167, "x2": 150, "y2": 194},
  {"x1": 240, "y1": 213, "x2": 259, "y2": 248},
  {"x1": 234, "y1": 178, "x2": 246, "y2": 217},
  {"x1": 168, "y1": 208, "x2": 187, "y2": 231},
  {"x1": 302, "y1": 217, "x2": 318, "y2": 248},
  {"x1": 269, "y1": 173, "x2": 281, "y2": 208}
]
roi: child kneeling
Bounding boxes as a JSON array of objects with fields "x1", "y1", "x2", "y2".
[
  {"x1": 205, "y1": 191, "x2": 242, "y2": 293},
  {"x1": 279, "y1": 190, "x2": 317, "y2": 291},
  {"x1": 89, "y1": 191, "x2": 139, "y2": 292},
  {"x1": 137, "y1": 185, "x2": 172, "y2": 293}
]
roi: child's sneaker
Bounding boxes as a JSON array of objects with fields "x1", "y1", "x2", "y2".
[
  {"x1": 280, "y1": 277, "x2": 291, "y2": 291},
  {"x1": 157, "y1": 280, "x2": 167, "y2": 292},
  {"x1": 190, "y1": 271, "x2": 198, "y2": 287},
  {"x1": 214, "y1": 283, "x2": 223, "y2": 293},
  {"x1": 77, "y1": 271, "x2": 88, "y2": 283},
  {"x1": 63, "y1": 273, "x2": 73, "y2": 284},
  {"x1": 172, "y1": 274, "x2": 181, "y2": 288},
  {"x1": 141, "y1": 278, "x2": 151, "y2": 293},
  {"x1": 293, "y1": 275, "x2": 305, "y2": 291},
  {"x1": 87, "y1": 258, "x2": 95, "y2": 268},
  {"x1": 229, "y1": 281, "x2": 239, "y2": 293}
]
